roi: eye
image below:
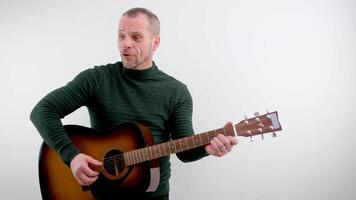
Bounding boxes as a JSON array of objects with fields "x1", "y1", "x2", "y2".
[
  {"x1": 118, "y1": 34, "x2": 125, "y2": 40},
  {"x1": 132, "y1": 35, "x2": 143, "y2": 41}
]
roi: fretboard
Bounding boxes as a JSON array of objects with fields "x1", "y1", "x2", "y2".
[{"x1": 124, "y1": 125, "x2": 236, "y2": 166}]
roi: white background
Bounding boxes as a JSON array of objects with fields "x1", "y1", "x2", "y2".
[{"x1": 1, "y1": 0, "x2": 355, "y2": 199}]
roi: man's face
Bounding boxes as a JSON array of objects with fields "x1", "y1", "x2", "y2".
[{"x1": 118, "y1": 14, "x2": 160, "y2": 70}]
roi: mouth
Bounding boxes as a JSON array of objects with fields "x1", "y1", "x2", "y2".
[{"x1": 122, "y1": 53, "x2": 135, "y2": 58}]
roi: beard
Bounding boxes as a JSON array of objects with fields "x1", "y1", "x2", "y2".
[
  {"x1": 122, "y1": 55, "x2": 138, "y2": 69},
  {"x1": 120, "y1": 52, "x2": 153, "y2": 70}
]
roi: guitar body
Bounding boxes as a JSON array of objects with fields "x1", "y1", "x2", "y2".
[{"x1": 38, "y1": 122, "x2": 159, "y2": 200}]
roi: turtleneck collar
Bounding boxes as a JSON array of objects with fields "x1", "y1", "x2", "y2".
[{"x1": 121, "y1": 62, "x2": 158, "y2": 80}]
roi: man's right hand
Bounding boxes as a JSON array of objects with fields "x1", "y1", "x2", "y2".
[{"x1": 70, "y1": 153, "x2": 103, "y2": 186}]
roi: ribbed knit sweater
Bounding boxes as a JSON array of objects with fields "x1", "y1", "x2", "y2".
[{"x1": 30, "y1": 61, "x2": 208, "y2": 197}]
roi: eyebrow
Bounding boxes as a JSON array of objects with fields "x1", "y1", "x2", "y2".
[{"x1": 119, "y1": 30, "x2": 143, "y2": 35}]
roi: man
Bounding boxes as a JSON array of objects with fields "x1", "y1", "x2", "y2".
[{"x1": 31, "y1": 7, "x2": 237, "y2": 200}]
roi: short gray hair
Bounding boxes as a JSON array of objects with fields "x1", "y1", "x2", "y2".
[{"x1": 122, "y1": 7, "x2": 160, "y2": 36}]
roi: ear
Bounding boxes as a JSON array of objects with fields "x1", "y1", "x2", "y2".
[{"x1": 152, "y1": 36, "x2": 160, "y2": 52}]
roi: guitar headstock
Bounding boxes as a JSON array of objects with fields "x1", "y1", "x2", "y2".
[{"x1": 235, "y1": 111, "x2": 282, "y2": 139}]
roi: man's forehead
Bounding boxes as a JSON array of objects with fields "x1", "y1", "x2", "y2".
[{"x1": 119, "y1": 14, "x2": 149, "y2": 29}]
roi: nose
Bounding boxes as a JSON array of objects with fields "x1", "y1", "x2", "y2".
[{"x1": 120, "y1": 37, "x2": 133, "y2": 49}]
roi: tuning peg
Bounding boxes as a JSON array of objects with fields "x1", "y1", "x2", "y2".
[
  {"x1": 272, "y1": 132, "x2": 277, "y2": 137},
  {"x1": 247, "y1": 130, "x2": 253, "y2": 142},
  {"x1": 255, "y1": 117, "x2": 260, "y2": 123},
  {"x1": 269, "y1": 126, "x2": 277, "y2": 137},
  {"x1": 257, "y1": 128, "x2": 264, "y2": 140},
  {"x1": 243, "y1": 115, "x2": 249, "y2": 125}
]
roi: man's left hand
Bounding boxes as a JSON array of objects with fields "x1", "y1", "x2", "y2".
[{"x1": 205, "y1": 122, "x2": 238, "y2": 157}]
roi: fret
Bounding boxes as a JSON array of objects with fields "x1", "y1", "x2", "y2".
[
  {"x1": 176, "y1": 139, "x2": 182, "y2": 152},
  {"x1": 208, "y1": 130, "x2": 215, "y2": 140},
  {"x1": 127, "y1": 151, "x2": 133, "y2": 164},
  {"x1": 142, "y1": 148, "x2": 147, "y2": 161},
  {"x1": 150, "y1": 146, "x2": 154, "y2": 159},
  {"x1": 204, "y1": 132, "x2": 210, "y2": 144},
  {"x1": 173, "y1": 141, "x2": 177, "y2": 152},
  {"x1": 154, "y1": 145, "x2": 158, "y2": 158},
  {"x1": 171, "y1": 141, "x2": 175, "y2": 153},
  {"x1": 178, "y1": 138, "x2": 184, "y2": 151},
  {"x1": 188, "y1": 135, "x2": 194, "y2": 148},
  {"x1": 138, "y1": 149, "x2": 142, "y2": 163},
  {"x1": 184, "y1": 137, "x2": 188, "y2": 150},
  {"x1": 198, "y1": 134, "x2": 203, "y2": 146},
  {"x1": 163, "y1": 143, "x2": 168, "y2": 155},
  {"x1": 141, "y1": 149, "x2": 146, "y2": 162},
  {"x1": 134, "y1": 150, "x2": 138, "y2": 164},
  {"x1": 137, "y1": 149, "x2": 142, "y2": 163},
  {"x1": 141, "y1": 148, "x2": 147, "y2": 162},
  {"x1": 170, "y1": 141, "x2": 176, "y2": 153},
  {"x1": 157, "y1": 145, "x2": 161, "y2": 158},
  {"x1": 202, "y1": 133, "x2": 207, "y2": 144},
  {"x1": 129, "y1": 151, "x2": 133, "y2": 164},
  {"x1": 193, "y1": 136, "x2": 198, "y2": 147},
  {"x1": 146, "y1": 148, "x2": 151, "y2": 160},
  {"x1": 148, "y1": 146, "x2": 153, "y2": 160},
  {"x1": 151, "y1": 146, "x2": 155, "y2": 159},
  {"x1": 130, "y1": 151, "x2": 134, "y2": 165},
  {"x1": 131, "y1": 151, "x2": 136, "y2": 165},
  {"x1": 158, "y1": 145, "x2": 162, "y2": 157},
  {"x1": 204, "y1": 134, "x2": 210, "y2": 144},
  {"x1": 166, "y1": 142, "x2": 171, "y2": 155}
]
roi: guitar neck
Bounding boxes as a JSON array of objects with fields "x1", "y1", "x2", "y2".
[
  {"x1": 124, "y1": 111, "x2": 282, "y2": 166},
  {"x1": 124, "y1": 125, "x2": 236, "y2": 166}
]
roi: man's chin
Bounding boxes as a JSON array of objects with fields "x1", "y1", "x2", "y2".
[{"x1": 122, "y1": 62, "x2": 137, "y2": 69}]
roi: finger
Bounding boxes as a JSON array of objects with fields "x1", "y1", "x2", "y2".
[
  {"x1": 227, "y1": 136, "x2": 238, "y2": 145},
  {"x1": 217, "y1": 134, "x2": 232, "y2": 151},
  {"x1": 78, "y1": 173, "x2": 99, "y2": 186},
  {"x1": 213, "y1": 136, "x2": 224, "y2": 149},
  {"x1": 210, "y1": 139, "x2": 223, "y2": 157},
  {"x1": 82, "y1": 164, "x2": 99, "y2": 177},
  {"x1": 210, "y1": 140, "x2": 223, "y2": 156},
  {"x1": 224, "y1": 121, "x2": 233, "y2": 127},
  {"x1": 86, "y1": 156, "x2": 103, "y2": 167},
  {"x1": 213, "y1": 137, "x2": 227, "y2": 155},
  {"x1": 210, "y1": 139, "x2": 220, "y2": 151}
]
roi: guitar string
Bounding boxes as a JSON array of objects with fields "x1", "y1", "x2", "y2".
[
  {"x1": 98, "y1": 130, "x2": 235, "y2": 171},
  {"x1": 101, "y1": 130, "x2": 231, "y2": 164},
  {"x1": 100, "y1": 129, "x2": 233, "y2": 165}
]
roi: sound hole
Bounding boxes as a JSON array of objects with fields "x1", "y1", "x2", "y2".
[{"x1": 103, "y1": 149, "x2": 125, "y2": 176}]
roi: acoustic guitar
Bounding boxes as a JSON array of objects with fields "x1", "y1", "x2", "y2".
[{"x1": 38, "y1": 111, "x2": 282, "y2": 199}]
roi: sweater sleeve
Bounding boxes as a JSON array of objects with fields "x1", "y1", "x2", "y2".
[
  {"x1": 171, "y1": 85, "x2": 209, "y2": 162},
  {"x1": 30, "y1": 68, "x2": 101, "y2": 166}
]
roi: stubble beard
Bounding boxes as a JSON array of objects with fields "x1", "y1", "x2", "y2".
[{"x1": 121, "y1": 52, "x2": 152, "y2": 70}]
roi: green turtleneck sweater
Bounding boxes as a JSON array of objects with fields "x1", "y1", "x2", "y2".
[{"x1": 30, "y1": 61, "x2": 208, "y2": 197}]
